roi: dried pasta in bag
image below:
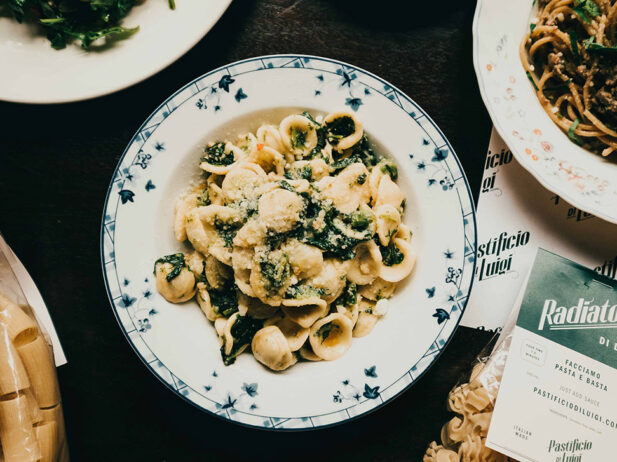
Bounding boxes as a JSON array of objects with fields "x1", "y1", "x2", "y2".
[
  {"x1": 0, "y1": 247, "x2": 68, "y2": 461},
  {"x1": 423, "y1": 334, "x2": 517, "y2": 462}
]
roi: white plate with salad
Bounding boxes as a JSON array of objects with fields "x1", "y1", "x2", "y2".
[{"x1": 0, "y1": 0, "x2": 232, "y2": 104}]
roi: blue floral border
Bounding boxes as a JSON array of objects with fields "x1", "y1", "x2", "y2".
[{"x1": 100, "y1": 55, "x2": 478, "y2": 430}]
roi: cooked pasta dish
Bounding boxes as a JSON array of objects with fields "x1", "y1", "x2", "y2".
[
  {"x1": 154, "y1": 111, "x2": 416, "y2": 371},
  {"x1": 522, "y1": 0, "x2": 617, "y2": 156}
]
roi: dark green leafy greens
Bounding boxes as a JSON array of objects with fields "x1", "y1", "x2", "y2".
[
  {"x1": 582, "y1": 35, "x2": 596, "y2": 48},
  {"x1": 325, "y1": 116, "x2": 355, "y2": 145},
  {"x1": 201, "y1": 142, "x2": 235, "y2": 166},
  {"x1": 309, "y1": 126, "x2": 328, "y2": 160},
  {"x1": 352, "y1": 135, "x2": 382, "y2": 167},
  {"x1": 526, "y1": 71, "x2": 540, "y2": 91},
  {"x1": 285, "y1": 284, "x2": 326, "y2": 299},
  {"x1": 568, "y1": 30, "x2": 580, "y2": 65},
  {"x1": 5, "y1": 0, "x2": 177, "y2": 49},
  {"x1": 278, "y1": 180, "x2": 296, "y2": 192},
  {"x1": 220, "y1": 315, "x2": 263, "y2": 365},
  {"x1": 259, "y1": 254, "x2": 291, "y2": 294},
  {"x1": 568, "y1": 118, "x2": 583, "y2": 145},
  {"x1": 378, "y1": 239, "x2": 404, "y2": 267},
  {"x1": 303, "y1": 209, "x2": 367, "y2": 260},
  {"x1": 314, "y1": 322, "x2": 338, "y2": 342},
  {"x1": 208, "y1": 282, "x2": 239, "y2": 317},
  {"x1": 196, "y1": 188, "x2": 211, "y2": 207},
  {"x1": 214, "y1": 218, "x2": 240, "y2": 247},
  {"x1": 264, "y1": 229, "x2": 296, "y2": 250},
  {"x1": 154, "y1": 253, "x2": 186, "y2": 282},
  {"x1": 572, "y1": 0, "x2": 600, "y2": 23},
  {"x1": 330, "y1": 155, "x2": 358, "y2": 173},
  {"x1": 342, "y1": 210, "x2": 372, "y2": 232},
  {"x1": 301, "y1": 111, "x2": 320, "y2": 125},
  {"x1": 334, "y1": 280, "x2": 357, "y2": 307},
  {"x1": 290, "y1": 128, "x2": 307, "y2": 150},
  {"x1": 586, "y1": 42, "x2": 617, "y2": 57},
  {"x1": 284, "y1": 164, "x2": 312, "y2": 181},
  {"x1": 330, "y1": 138, "x2": 382, "y2": 173},
  {"x1": 380, "y1": 161, "x2": 398, "y2": 181}
]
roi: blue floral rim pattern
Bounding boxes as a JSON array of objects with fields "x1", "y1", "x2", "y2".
[{"x1": 100, "y1": 54, "x2": 478, "y2": 430}]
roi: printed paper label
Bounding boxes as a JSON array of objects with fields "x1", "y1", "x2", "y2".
[
  {"x1": 463, "y1": 128, "x2": 617, "y2": 333},
  {"x1": 486, "y1": 250, "x2": 617, "y2": 461}
]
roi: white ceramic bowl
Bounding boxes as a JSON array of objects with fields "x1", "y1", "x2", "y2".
[{"x1": 101, "y1": 55, "x2": 477, "y2": 429}]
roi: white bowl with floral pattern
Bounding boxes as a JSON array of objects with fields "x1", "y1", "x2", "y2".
[
  {"x1": 101, "y1": 55, "x2": 477, "y2": 429},
  {"x1": 473, "y1": 0, "x2": 617, "y2": 224}
]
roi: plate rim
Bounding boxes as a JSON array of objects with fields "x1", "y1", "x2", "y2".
[
  {"x1": 99, "y1": 53, "x2": 478, "y2": 431},
  {"x1": 0, "y1": 0, "x2": 233, "y2": 105},
  {"x1": 472, "y1": 0, "x2": 617, "y2": 225}
]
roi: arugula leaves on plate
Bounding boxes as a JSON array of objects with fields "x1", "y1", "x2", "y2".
[{"x1": 6, "y1": 0, "x2": 174, "y2": 50}]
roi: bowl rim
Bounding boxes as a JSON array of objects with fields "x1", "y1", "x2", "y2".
[{"x1": 99, "y1": 53, "x2": 478, "y2": 431}]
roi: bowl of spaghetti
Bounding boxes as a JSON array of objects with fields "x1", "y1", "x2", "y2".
[{"x1": 474, "y1": 0, "x2": 617, "y2": 224}]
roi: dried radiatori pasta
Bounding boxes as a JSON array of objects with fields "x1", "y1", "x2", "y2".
[
  {"x1": 424, "y1": 441, "x2": 459, "y2": 462},
  {"x1": 154, "y1": 111, "x2": 418, "y2": 371},
  {"x1": 423, "y1": 358, "x2": 517, "y2": 462}
]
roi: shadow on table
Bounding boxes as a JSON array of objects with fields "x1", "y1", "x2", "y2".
[
  {"x1": 327, "y1": 0, "x2": 468, "y2": 30},
  {"x1": 154, "y1": 379, "x2": 399, "y2": 462},
  {"x1": 149, "y1": 326, "x2": 492, "y2": 462}
]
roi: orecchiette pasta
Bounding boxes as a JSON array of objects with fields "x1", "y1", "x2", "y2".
[
  {"x1": 204, "y1": 254, "x2": 231, "y2": 290},
  {"x1": 380, "y1": 238, "x2": 416, "y2": 283},
  {"x1": 238, "y1": 295, "x2": 279, "y2": 320},
  {"x1": 299, "y1": 342, "x2": 322, "y2": 362},
  {"x1": 309, "y1": 313, "x2": 353, "y2": 361},
  {"x1": 155, "y1": 111, "x2": 417, "y2": 371},
  {"x1": 347, "y1": 240, "x2": 382, "y2": 285},
  {"x1": 256, "y1": 124, "x2": 286, "y2": 153},
  {"x1": 279, "y1": 114, "x2": 319, "y2": 157},
  {"x1": 257, "y1": 189, "x2": 304, "y2": 232},
  {"x1": 323, "y1": 112, "x2": 363, "y2": 151},
  {"x1": 264, "y1": 313, "x2": 309, "y2": 351},
  {"x1": 155, "y1": 256, "x2": 196, "y2": 303},
  {"x1": 174, "y1": 192, "x2": 199, "y2": 242},
  {"x1": 352, "y1": 298, "x2": 381, "y2": 338},
  {"x1": 319, "y1": 163, "x2": 370, "y2": 213},
  {"x1": 358, "y1": 277, "x2": 396, "y2": 301},
  {"x1": 221, "y1": 164, "x2": 266, "y2": 203},
  {"x1": 196, "y1": 283, "x2": 219, "y2": 321},
  {"x1": 281, "y1": 298, "x2": 328, "y2": 329},
  {"x1": 251, "y1": 326, "x2": 297, "y2": 371},
  {"x1": 283, "y1": 239, "x2": 323, "y2": 279},
  {"x1": 374, "y1": 204, "x2": 401, "y2": 247}
]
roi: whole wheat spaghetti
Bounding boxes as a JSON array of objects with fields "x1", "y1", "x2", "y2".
[{"x1": 522, "y1": 0, "x2": 617, "y2": 157}]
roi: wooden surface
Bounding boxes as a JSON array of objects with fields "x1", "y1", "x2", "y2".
[{"x1": 0, "y1": 0, "x2": 494, "y2": 460}]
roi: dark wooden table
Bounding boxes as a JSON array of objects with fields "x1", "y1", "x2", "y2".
[{"x1": 0, "y1": 0, "x2": 494, "y2": 460}]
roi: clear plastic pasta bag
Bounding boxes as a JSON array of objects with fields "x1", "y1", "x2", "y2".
[
  {"x1": 0, "y1": 247, "x2": 68, "y2": 462},
  {"x1": 423, "y1": 314, "x2": 520, "y2": 462}
]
